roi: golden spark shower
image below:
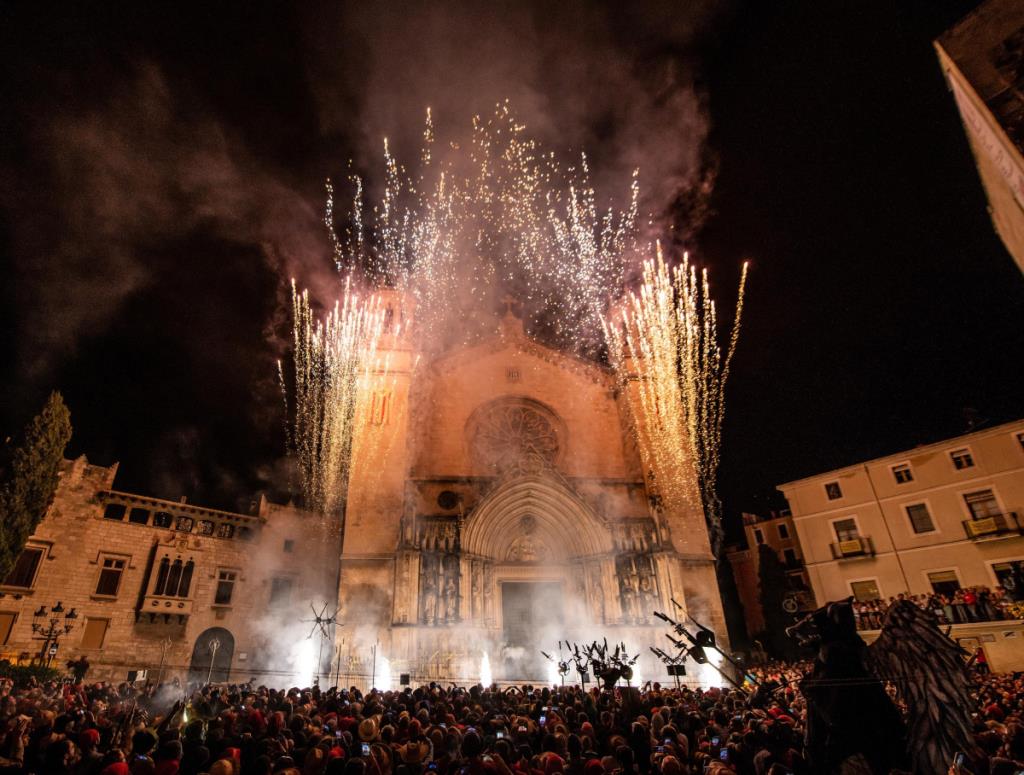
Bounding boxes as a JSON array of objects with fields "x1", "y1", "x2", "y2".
[
  {"x1": 282, "y1": 280, "x2": 387, "y2": 518},
  {"x1": 285, "y1": 104, "x2": 747, "y2": 533},
  {"x1": 604, "y1": 245, "x2": 748, "y2": 556}
]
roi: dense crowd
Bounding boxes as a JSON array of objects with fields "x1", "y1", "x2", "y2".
[
  {"x1": 0, "y1": 660, "x2": 1022, "y2": 775},
  {"x1": 853, "y1": 585, "x2": 1017, "y2": 631}
]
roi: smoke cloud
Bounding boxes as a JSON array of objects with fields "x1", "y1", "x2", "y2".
[
  {"x1": 2, "y1": 64, "x2": 331, "y2": 381},
  {"x1": 304, "y1": 0, "x2": 719, "y2": 222}
]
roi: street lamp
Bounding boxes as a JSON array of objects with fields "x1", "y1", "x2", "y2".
[{"x1": 31, "y1": 602, "x2": 78, "y2": 668}]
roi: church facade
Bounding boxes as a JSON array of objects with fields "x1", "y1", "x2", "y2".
[
  {"x1": 0, "y1": 303, "x2": 725, "y2": 686},
  {"x1": 339, "y1": 298, "x2": 727, "y2": 682}
]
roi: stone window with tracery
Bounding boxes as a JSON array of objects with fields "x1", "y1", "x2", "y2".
[{"x1": 469, "y1": 401, "x2": 560, "y2": 472}]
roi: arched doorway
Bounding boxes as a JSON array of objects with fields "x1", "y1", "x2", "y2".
[{"x1": 188, "y1": 627, "x2": 234, "y2": 684}]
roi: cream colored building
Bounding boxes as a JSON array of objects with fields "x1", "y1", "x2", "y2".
[
  {"x1": 936, "y1": 0, "x2": 1024, "y2": 273},
  {"x1": 778, "y1": 419, "x2": 1024, "y2": 606}
]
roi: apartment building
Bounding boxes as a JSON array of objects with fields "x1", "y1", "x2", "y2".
[{"x1": 777, "y1": 419, "x2": 1024, "y2": 605}]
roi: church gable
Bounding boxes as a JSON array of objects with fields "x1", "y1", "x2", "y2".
[{"x1": 412, "y1": 328, "x2": 635, "y2": 480}]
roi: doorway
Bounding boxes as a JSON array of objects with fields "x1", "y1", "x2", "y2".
[
  {"x1": 501, "y1": 581, "x2": 564, "y2": 680},
  {"x1": 188, "y1": 627, "x2": 234, "y2": 684}
]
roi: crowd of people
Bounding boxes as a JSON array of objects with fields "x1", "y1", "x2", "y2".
[
  {"x1": 853, "y1": 584, "x2": 1018, "y2": 631},
  {"x1": 0, "y1": 659, "x2": 1022, "y2": 775}
]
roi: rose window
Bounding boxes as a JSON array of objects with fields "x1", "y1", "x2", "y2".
[{"x1": 470, "y1": 402, "x2": 560, "y2": 471}]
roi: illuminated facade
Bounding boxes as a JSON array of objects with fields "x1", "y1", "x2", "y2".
[
  {"x1": 936, "y1": 0, "x2": 1024, "y2": 273},
  {"x1": 0, "y1": 305, "x2": 725, "y2": 685}
]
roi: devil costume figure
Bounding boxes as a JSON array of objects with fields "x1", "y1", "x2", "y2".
[{"x1": 788, "y1": 598, "x2": 980, "y2": 774}]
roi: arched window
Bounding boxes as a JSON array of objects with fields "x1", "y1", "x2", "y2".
[
  {"x1": 165, "y1": 559, "x2": 183, "y2": 598},
  {"x1": 153, "y1": 557, "x2": 170, "y2": 596},
  {"x1": 178, "y1": 559, "x2": 195, "y2": 597}
]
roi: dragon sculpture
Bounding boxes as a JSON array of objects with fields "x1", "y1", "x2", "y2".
[{"x1": 787, "y1": 598, "x2": 980, "y2": 774}]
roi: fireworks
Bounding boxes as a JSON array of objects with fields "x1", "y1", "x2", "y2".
[
  {"x1": 282, "y1": 279, "x2": 387, "y2": 518},
  {"x1": 331, "y1": 102, "x2": 640, "y2": 355},
  {"x1": 603, "y1": 245, "x2": 748, "y2": 555}
]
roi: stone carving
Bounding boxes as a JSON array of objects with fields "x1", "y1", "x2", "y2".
[
  {"x1": 506, "y1": 515, "x2": 550, "y2": 562},
  {"x1": 470, "y1": 401, "x2": 560, "y2": 471},
  {"x1": 615, "y1": 553, "x2": 659, "y2": 624}
]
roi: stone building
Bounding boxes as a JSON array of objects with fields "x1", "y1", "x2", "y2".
[
  {"x1": 0, "y1": 302, "x2": 726, "y2": 686},
  {"x1": 0, "y1": 456, "x2": 337, "y2": 684},
  {"x1": 936, "y1": 0, "x2": 1024, "y2": 273},
  {"x1": 340, "y1": 299, "x2": 725, "y2": 683}
]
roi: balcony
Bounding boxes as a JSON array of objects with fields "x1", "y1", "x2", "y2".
[
  {"x1": 962, "y1": 512, "x2": 1022, "y2": 540},
  {"x1": 830, "y1": 536, "x2": 874, "y2": 560},
  {"x1": 140, "y1": 595, "x2": 194, "y2": 624}
]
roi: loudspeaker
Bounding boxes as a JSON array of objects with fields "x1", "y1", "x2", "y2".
[{"x1": 400, "y1": 673, "x2": 411, "y2": 686}]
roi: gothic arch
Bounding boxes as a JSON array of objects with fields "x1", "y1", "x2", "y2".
[{"x1": 463, "y1": 474, "x2": 611, "y2": 560}]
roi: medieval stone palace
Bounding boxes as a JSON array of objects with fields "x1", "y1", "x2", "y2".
[{"x1": 0, "y1": 301, "x2": 725, "y2": 685}]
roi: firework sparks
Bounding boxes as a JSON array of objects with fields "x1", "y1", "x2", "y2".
[
  {"x1": 331, "y1": 102, "x2": 640, "y2": 355},
  {"x1": 282, "y1": 279, "x2": 387, "y2": 518},
  {"x1": 604, "y1": 245, "x2": 748, "y2": 555}
]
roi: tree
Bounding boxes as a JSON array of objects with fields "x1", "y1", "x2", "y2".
[
  {"x1": 716, "y1": 557, "x2": 749, "y2": 650},
  {"x1": 757, "y1": 543, "x2": 795, "y2": 659},
  {"x1": 0, "y1": 392, "x2": 72, "y2": 581}
]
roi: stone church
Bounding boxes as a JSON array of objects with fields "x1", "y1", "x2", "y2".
[
  {"x1": 0, "y1": 300, "x2": 725, "y2": 686},
  {"x1": 339, "y1": 295, "x2": 726, "y2": 682}
]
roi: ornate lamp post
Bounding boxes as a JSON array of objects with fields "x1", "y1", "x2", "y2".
[{"x1": 31, "y1": 602, "x2": 78, "y2": 667}]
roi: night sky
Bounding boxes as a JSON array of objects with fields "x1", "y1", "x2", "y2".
[{"x1": 1, "y1": 2, "x2": 1022, "y2": 542}]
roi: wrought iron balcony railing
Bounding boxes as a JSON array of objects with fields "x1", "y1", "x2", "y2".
[
  {"x1": 962, "y1": 512, "x2": 1022, "y2": 540},
  {"x1": 830, "y1": 536, "x2": 874, "y2": 560}
]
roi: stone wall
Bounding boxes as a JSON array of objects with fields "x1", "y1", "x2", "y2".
[{"x1": 0, "y1": 456, "x2": 339, "y2": 685}]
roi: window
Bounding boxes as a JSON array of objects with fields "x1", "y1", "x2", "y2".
[
  {"x1": 370, "y1": 391, "x2": 392, "y2": 426},
  {"x1": 833, "y1": 518, "x2": 859, "y2": 542},
  {"x1": 782, "y1": 548, "x2": 798, "y2": 565},
  {"x1": 80, "y1": 618, "x2": 109, "y2": 650},
  {"x1": 153, "y1": 557, "x2": 194, "y2": 597},
  {"x1": 197, "y1": 520, "x2": 215, "y2": 536},
  {"x1": 215, "y1": 570, "x2": 237, "y2": 605},
  {"x1": 269, "y1": 577, "x2": 293, "y2": 607},
  {"x1": 850, "y1": 579, "x2": 880, "y2": 602},
  {"x1": 777, "y1": 523, "x2": 790, "y2": 540},
  {"x1": 95, "y1": 558, "x2": 126, "y2": 597},
  {"x1": 3, "y1": 548, "x2": 43, "y2": 589},
  {"x1": 964, "y1": 489, "x2": 1000, "y2": 520},
  {"x1": 824, "y1": 481, "x2": 843, "y2": 500},
  {"x1": 1017, "y1": 432, "x2": 1024, "y2": 452},
  {"x1": 283, "y1": 539, "x2": 294, "y2": 553},
  {"x1": 892, "y1": 463, "x2": 913, "y2": 484},
  {"x1": 153, "y1": 511, "x2": 173, "y2": 528},
  {"x1": 753, "y1": 528, "x2": 765, "y2": 545},
  {"x1": 103, "y1": 503, "x2": 126, "y2": 521},
  {"x1": 128, "y1": 508, "x2": 150, "y2": 525},
  {"x1": 216, "y1": 523, "x2": 235, "y2": 539},
  {"x1": 927, "y1": 570, "x2": 960, "y2": 596},
  {"x1": 905, "y1": 503, "x2": 936, "y2": 534},
  {"x1": 506, "y1": 367, "x2": 521, "y2": 383},
  {"x1": 175, "y1": 516, "x2": 194, "y2": 533},
  {"x1": 992, "y1": 560, "x2": 1024, "y2": 601},
  {"x1": 950, "y1": 448, "x2": 975, "y2": 470},
  {"x1": 0, "y1": 613, "x2": 15, "y2": 645}
]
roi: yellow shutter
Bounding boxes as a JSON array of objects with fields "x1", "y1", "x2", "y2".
[
  {"x1": 0, "y1": 613, "x2": 15, "y2": 645},
  {"x1": 80, "y1": 618, "x2": 109, "y2": 650}
]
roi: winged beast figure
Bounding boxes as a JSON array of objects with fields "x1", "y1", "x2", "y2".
[{"x1": 786, "y1": 598, "x2": 979, "y2": 774}]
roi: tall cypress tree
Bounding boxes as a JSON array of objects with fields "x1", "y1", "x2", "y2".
[
  {"x1": 0, "y1": 392, "x2": 72, "y2": 580},
  {"x1": 757, "y1": 543, "x2": 794, "y2": 659}
]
